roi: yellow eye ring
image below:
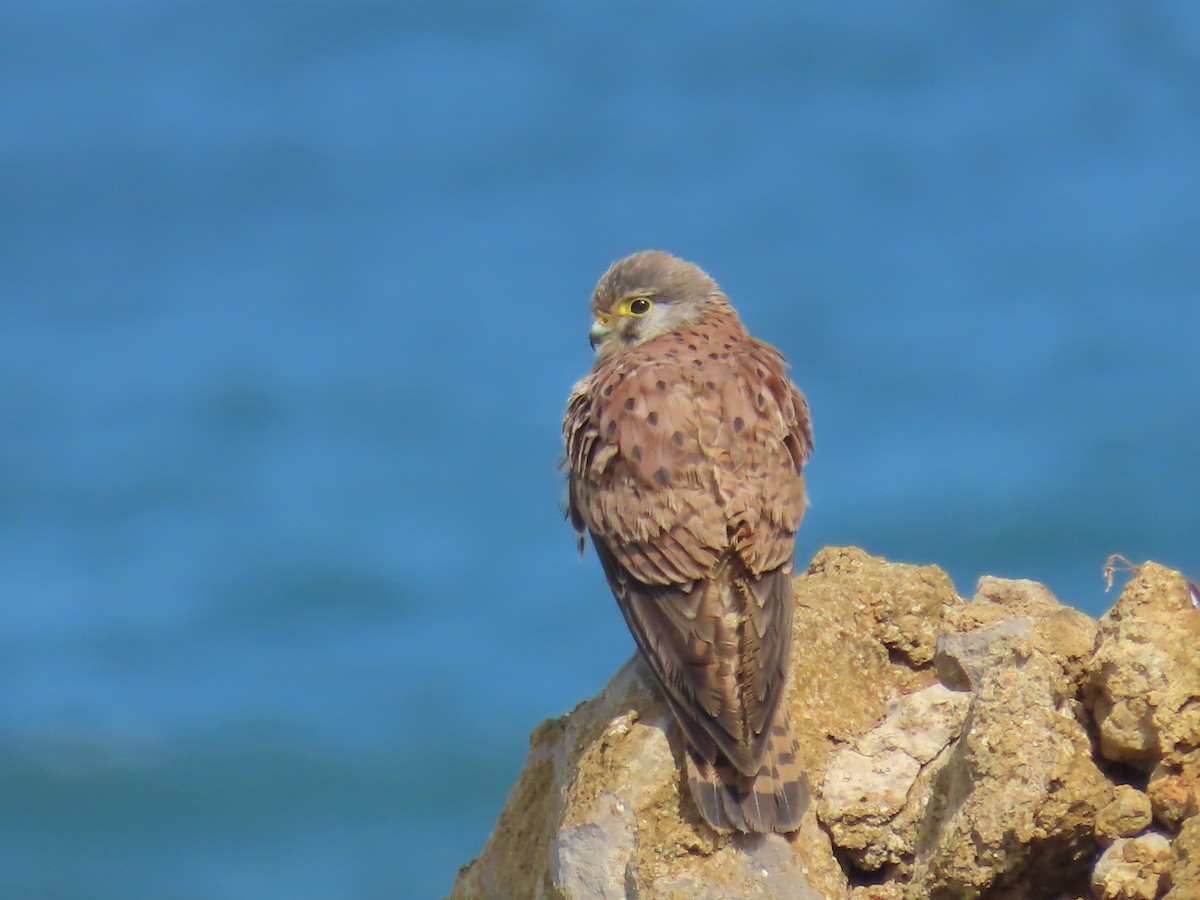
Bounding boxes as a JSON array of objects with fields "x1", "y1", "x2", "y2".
[{"x1": 621, "y1": 296, "x2": 653, "y2": 317}]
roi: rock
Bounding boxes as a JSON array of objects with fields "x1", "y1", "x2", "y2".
[
  {"x1": 819, "y1": 683, "x2": 970, "y2": 871},
  {"x1": 450, "y1": 549, "x2": 1200, "y2": 900},
  {"x1": 450, "y1": 659, "x2": 653, "y2": 900},
  {"x1": 939, "y1": 575, "x2": 1098, "y2": 698},
  {"x1": 790, "y1": 547, "x2": 955, "y2": 748},
  {"x1": 1091, "y1": 833, "x2": 1172, "y2": 900},
  {"x1": 905, "y1": 578, "x2": 1111, "y2": 898},
  {"x1": 1085, "y1": 562, "x2": 1200, "y2": 771},
  {"x1": 1147, "y1": 754, "x2": 1200, "y2": 830},
  {"x1": 1163, "y1": 814, "x2": 1200, "y2": 899},
  {"x1": 1094, "y1": 785, "x2": 1154, "y2": 843},
  {"x1": 819, "y1": 547, "x2": 957, "y2": 668}
]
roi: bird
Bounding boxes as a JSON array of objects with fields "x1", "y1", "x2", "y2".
[{"x1": 562, "y1": 250, "x2": 814, "y2": 833}]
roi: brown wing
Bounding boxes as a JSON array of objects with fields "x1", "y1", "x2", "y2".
[
  {"x1": 592, "y1": 543, "x2": 796, "y2": 775},
  {"x1": 563, "y1": 319, "x2": 812, "y2": 775},
  {"x1": 718, "y1": 337, "x2": 813, "y2": 575},
  {"x1": 564, "y1": 362, "x2": 726, "y2": 585}
]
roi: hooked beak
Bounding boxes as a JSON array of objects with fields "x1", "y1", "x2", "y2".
[{"x1": 589, "y1": 318, "x2": 612, "y2": 352}]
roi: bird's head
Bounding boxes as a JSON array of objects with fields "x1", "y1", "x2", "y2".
[{"x1": 587, "y1": 250, "x2": 731, "y2": 359}]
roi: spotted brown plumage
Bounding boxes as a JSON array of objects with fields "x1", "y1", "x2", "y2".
[{"x1": 562, "y1": 250, "x2": 813, "y2": 833}]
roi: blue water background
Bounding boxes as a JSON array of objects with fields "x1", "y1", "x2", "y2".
[{"x1": 3, "y1": 2, "x2": 1199, "y2": 896}]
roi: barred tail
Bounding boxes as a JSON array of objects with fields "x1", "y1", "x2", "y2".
[{"x1": 685, "y1": 711, "x2": 809, "y2": 833}]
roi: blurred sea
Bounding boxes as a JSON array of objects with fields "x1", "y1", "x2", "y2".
[{"x1": 2, "y1": 2, "x2": 1199, "y2": 897}]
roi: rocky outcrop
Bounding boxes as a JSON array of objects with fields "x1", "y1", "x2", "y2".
[
  {"x1": 450, "y1": 548, "x2": 1200, "y2": 900},
  {"x1": 1086, "y1": 562, "x2": 1200, "y2": 834}
]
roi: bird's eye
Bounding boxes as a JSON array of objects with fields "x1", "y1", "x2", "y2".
[{"x1": 627, "y1": 297, "x2": 652, "y2": 317}]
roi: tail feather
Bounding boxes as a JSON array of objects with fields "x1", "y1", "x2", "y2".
[{"x1": 685, "y1": 711, "x2": 809, "y2": 833}]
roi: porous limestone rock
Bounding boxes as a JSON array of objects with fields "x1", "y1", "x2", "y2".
[
  {"x1": 905, "y1": 578, "x2": 1111, "y2": 899},
  {"x1": 1085, "y1": 562, "x2": 1200, "y2": 773},
  {"x1": 450, "y1": 549, "x2": 1200, "y2": 900},
  {"x1": 1094, "y1": 785, "x2": 1154, "y2": 843},
  {"x1": 1162, "y1": 813, "x2": 1200, "y2": 899},
  {"x1": 819, "y1": 683, "x2": 970, "y2": 871},
  {"x1": 1148, "y1": 754, "x2": 1200, "y2": 830},
  {"x1": 1090, "y1": 833, "x2": 1172, "y2": 900}
]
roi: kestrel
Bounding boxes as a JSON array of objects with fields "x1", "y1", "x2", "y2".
[{"x1": 562, "y1": 250, "x2": 814, "y2": 833}]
